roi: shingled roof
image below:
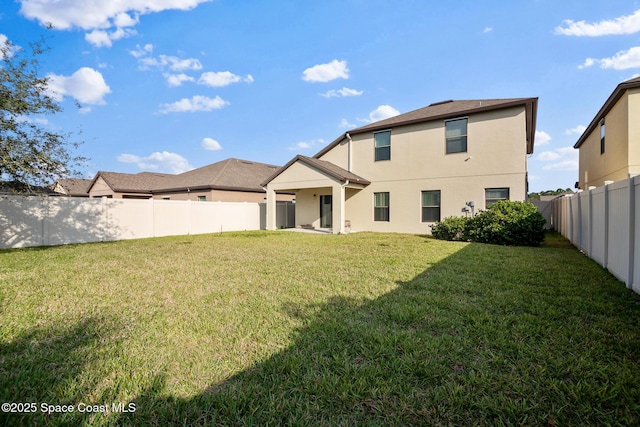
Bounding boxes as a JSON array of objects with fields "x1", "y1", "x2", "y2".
[
  {"x1": 90, "y1": 171, "x2": 173, "y2": 194},
  {"x1": 155, "y1": 158, "x2": 280, "y2": 193},
  {"x1": 87, "y1": 158, "x2": 280, "y2": 195},
  {"x1": 261, "y1": 155, "x2": 370, "y2": 187},
  {"x1": 52, "y1": 178, "x2": 94, "y2": 196},
  {"x1": 574, "y1": 77, "x2": 640, "y2": 149},
  {"x1": 315, "y1": 98, "x2": 538, "y2": 158}
]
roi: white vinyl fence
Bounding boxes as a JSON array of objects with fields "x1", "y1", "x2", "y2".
[
  {"x1": 550, "y1": 175, "x2": 639, "y2": 294},
  {"x1": 0, "y1": 196, "x2": 263, "y2": 249}
]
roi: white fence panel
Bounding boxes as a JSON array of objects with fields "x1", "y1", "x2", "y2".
[
  {"x1": 578, "y1": 191, "x2": 590, "y2": 252},
  {"x1": 590, "y1": 187, "x2": 606, "y2": 266},
  {"x1": 551, "y1": 175, "x2": 639, "y2": 294},
  {"x1": 0, "y1": 196, "x2": 46, "y2": 248},
  {"x1": 634, "y1": 178, "x2": 640, "y2": 294},
  {"x1": 45, "y1": 197, "x2": 105, "y2": 246},
  {"x1": 107, "y1": 198, "x2": 154, "y2": 241},
  {"x1": 0, "y1": 196, "x2": 264, "y2": 249},
  {"x1": 607, "y1": 180, "x2": 630, "y2": 284}
]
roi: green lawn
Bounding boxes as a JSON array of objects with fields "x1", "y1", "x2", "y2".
[{"x1": 1, "y1": 231, "x2": 639, "y2": 426}]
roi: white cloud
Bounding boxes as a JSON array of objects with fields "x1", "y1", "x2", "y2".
[
  {"x1": 0, "y1": 34, "x2": 17, "y2": 59},
  {"x1": 535, "y1": 130, "x2": 552, "y2": 146},
  {"x1": 339, "y1": 118, "x2": 355, "y2": 128},
  {"x1": 288, "y1": 139, "x2": 325, "y2": 151},
  {"x1": 367, "y1": 105, "x2": 400, "y2": 123},
  {"x1": 198, "y1": 71, "x2": 253, "y2": 87},
  {"x1": 129, "y1": 43, "x2": 153, "y2": 58},
  {"x1": 599, "y1": 46, "x2": 640, "y2": 70},
  {"x1": 140, "y1": 54, "x2": 202, "y2": 71},
  {"x1": 159, "y1": 95, "x2": 228, "y2": 113},
  {"x1": 302, "y1": 59, "x2": 349, "y2": 83},
  {"x1": 165, "y1": 73, "x2": 195, "y2": 87},
  {"x1": 538, "y1": 151, "x2": 560, "y2": 161},
  {"x1": 565, "y1": 125, "x2": 587, "y2": 135},
  {"x1": 46, "y1": 67, "x2": 111, "y2": 105},
  {"x1": 578, "y1": 58, "x2": 595, "y2": 69},
  {"x1": 85, "y1": 27, "x2": 136, "y2": 47},
  {"x1": 578, "y1": 46, "x2": 640, "y2": 70},
  {"x1": 117, "y1": 151, "x2": 193, "y2": 174},
  {"x1": 19, "y1": 0, "x2": 213, "y2": 46},
  {"x1": 538, "y1": 146, "x2": 578, "y2": 171},
  {"x1": 321, "y1": 87, "x2": 363, "y2": 98},
  {"x1": 483, "y1": 27, "x2": 493, "y2": 33},
  {"x1": 113, "y1": 12, "x2": 138, "y2": 27},
  {"x1": 555, "y1": 9, "x2": 640, "y2": 36},
  {"x1": 201, "y1": 137, "x2": 222, "y2": 151}
]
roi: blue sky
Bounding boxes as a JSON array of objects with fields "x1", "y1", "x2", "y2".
[{"x1": 2, "y1": 0, "x2": 640, "y2": 192}]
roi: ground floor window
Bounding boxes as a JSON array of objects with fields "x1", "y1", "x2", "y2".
[
  {"x1": 421, "y1": 190, "x2": 441, "y2": 222},
  {"x1": 198, "y1": 196, "x2": 206, "y2": 201},
  {"x1": 374, "y1": 192, "x2": 389, "y2": 221},
  {"x1": 485, "y1": 188, "x2": 509, "y2": 208}
]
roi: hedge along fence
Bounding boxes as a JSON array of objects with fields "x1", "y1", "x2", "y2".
[
  {"x1": 430, "y1": 200, "x2": 546, "y2": 246},
  {"x1": 0, "y1": 196, "x2": 262, "y2": 249},
  {"x1": 550, "y1": 175, "x2": 640, "y2": 295}
]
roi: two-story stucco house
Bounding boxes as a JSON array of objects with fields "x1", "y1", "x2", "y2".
[
  {"x1": 262, "y1": 97, "x2": 538, "y2": 234},
  {"x1": 574, "y1": 77, "x2": 640, "y2": 190}
]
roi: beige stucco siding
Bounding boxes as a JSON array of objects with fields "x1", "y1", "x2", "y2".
[
  {"x1": 579, "y1": 93, "x2": 630, "y2": 188},
  {"x1": 88, "y1": 177, "x2": 114, "y2": 197},
  {"x1": 340, "y1": 175, "x2": 525, "y2": 234},
  {"x1": 328, "y1": 107, "x2": 527, "y2": 184},
  {"x1": 267, "y1": 161, "x2": 339, "y2": 191},
  {"x1": 629, "y1": 89, "x2": 640, "y2": 178}
]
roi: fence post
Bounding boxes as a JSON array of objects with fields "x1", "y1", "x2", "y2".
[
  {"x1": 587, "y1": 189, "x2": 593, "y2": 259},
  {"x1": 603, "y1": 182, "x2": 611, "y2": 268},
  {"x1": 628, "y1": 175, "x2": 636, "y2": 289}
]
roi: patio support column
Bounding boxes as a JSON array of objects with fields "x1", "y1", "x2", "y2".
[
  {"x1": 266, "y1": 187, "x2": 277, "y2": 231},
  {"x1": 332, "y1": 182, "x2": 346, "y2": 234}
]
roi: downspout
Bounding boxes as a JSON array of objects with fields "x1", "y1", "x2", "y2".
[{"x1": 345, "y1": 133, "x2": 352, "y2": 172}]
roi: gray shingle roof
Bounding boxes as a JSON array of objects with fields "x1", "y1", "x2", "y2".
[
  {"x1": 92, "y1": 171, "x2": 172, "y2": 194},
  {"x1": 88, "y1": 158, "x2": 281, "y2": 195},
  {"x1": 53, "y1": 178, "x2": 93, "y2": 196},
  {"x1": 155, "y1": 158, "x2": 280, "y2": 193}
]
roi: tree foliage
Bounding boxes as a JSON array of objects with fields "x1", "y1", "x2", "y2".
[
  {"x1": 0, "y1": 37, "x2": 85, "y2": 192},
  {"x1": 527, "y1": 188, "x2": 573, "y2": 201}
]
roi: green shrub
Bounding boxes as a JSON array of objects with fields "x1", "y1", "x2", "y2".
[
  {"x1": 430, "y1": 200, "x2": 546, "y2": 246},
  {"x1": 430, "y1": 215, "x2": 469, "y2": 241}
]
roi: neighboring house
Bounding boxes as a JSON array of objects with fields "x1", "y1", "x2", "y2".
[
  {"x1": 262, "y1": 98, "x2": 538, "y2": 234},
  {"x1": 51, "y1": 178, "x2": 93, "y2": 197},
  {"x1": 574, "y1": 76, "x2": 640, "y2": 190},
  {"x1": 85, "y1": 158, "x2": 293, "y2": 202},
  {"x1": 87, "y1": 171, "x2": 174, "y2": 199}
]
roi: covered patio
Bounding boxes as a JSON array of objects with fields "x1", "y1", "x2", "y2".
[{"x1": 262, "y1": 156, "x2": 370, "y2": 234}]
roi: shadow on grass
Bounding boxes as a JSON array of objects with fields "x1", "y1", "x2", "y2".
[
  {"x1": 116, "y1": 239, "x2": 640, "y2": 426},
  {"x1": 3, "y1": 236, "x2": 640, "y2": 426},
  {"x1": 0, "y1": 316, "x2": 123, "y2": 426}
]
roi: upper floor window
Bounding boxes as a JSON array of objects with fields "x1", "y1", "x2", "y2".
[
  {"x1": 600, "y1": 119, "x2": 605, "y2": 155},
  {"x1": 374, "y1": 192, "x2": 390, "y2": 221},
  {"x1": 485, "y1": 188, "x2": 509, "y2": 208},
  {"x1": 421, "y1": 190, "x2": 441, "y2": 222},
  {"x1": 374, "y1": 130, "x2": 391, "y2": 161},
  {"x1": 198, "y1": 196, "x2": 207, "y2": 201},
  {"x1": 445, "y1": 118, "x2": 467, "y2": 154}
]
